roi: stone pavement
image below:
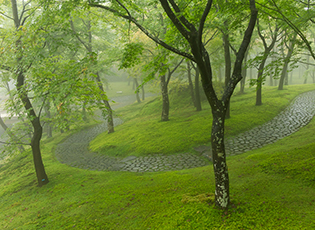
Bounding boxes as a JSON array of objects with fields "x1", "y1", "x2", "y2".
[{"x1": 55, "y1": 90, "x2": 315, "y2": 172}]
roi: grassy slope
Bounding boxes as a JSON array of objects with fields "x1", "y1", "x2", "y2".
[
  {"x1": 0, "y1": 84, "x2": 314, "y2": 229},
  {"x1": 90, "y1": 84, "x2": 315, "y2": 157},
  {"x1": 105, "y1": 81, "x2": 157, "y2": 99}
]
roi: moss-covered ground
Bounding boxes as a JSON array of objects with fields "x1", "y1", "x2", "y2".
[{"x1": 0, "y1": 84, "x2": 315, "y2": 229}]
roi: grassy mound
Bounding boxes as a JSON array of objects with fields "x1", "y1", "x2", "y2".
[
  {"x1": 0, "y1": 84, "x2": 315, "y2": 229},
  {"x1": 90, "y1": 84, "x2": 315, "y2": 157}
]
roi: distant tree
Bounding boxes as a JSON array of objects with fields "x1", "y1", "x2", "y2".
[
  {"x1": 278, "y1": 32, "x2": 297, "y2": 90},
  {"x1": 254, "y1": 18, "x2": 280, "y2": 105},
  {"x1": 70, "y1": 12, "x2": 115, "y2": 133}
]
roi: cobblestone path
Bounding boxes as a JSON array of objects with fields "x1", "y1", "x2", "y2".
[{"x1": 55, "y1": 90, "x2": 315, "y2": 172}]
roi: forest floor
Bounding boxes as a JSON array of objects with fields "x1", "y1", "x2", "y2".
[{"x1": 0, "y1": 83, "x2": 315, "y2": 229}]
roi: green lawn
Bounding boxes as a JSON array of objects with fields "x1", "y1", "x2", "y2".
[
  {"x1": 90, "y1": 84, "x2": 315, "y2": 157},
  {"x1": 0, "y1": 84, "x2": 315, "y2": 229}
]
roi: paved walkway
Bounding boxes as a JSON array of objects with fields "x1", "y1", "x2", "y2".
[{"x1": 55, "y1": 90, "x2": 315, "y2": 172}]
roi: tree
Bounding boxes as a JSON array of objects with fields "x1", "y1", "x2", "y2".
[
  {"x1": 90, "y1": 0, "x2": 258, "y2": 208},
  {"x1": 70, "y1": 11, "x2": 115, "y2": 133},
  {"x1": 278, "y1": 32, "x2": 297, "y2": 90},
  {"x1": 6, "y1": 0, "x2": 49, "y2": 187},
  {"x1": 254, "y1": 18, "x2": 279, "y2": 105}
]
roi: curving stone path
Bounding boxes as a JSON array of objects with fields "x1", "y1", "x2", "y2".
[{"x1": 55, "y1": 90, "x2": 315, "y2": 172}]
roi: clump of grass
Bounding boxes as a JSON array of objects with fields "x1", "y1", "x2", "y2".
[{"x1": 181, "y1": 193, "x2": 215, "y2": 204}]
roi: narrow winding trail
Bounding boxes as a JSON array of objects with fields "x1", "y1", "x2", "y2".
[{"x1": 55, "y1": 90, "x2": 315, "y2": 172}]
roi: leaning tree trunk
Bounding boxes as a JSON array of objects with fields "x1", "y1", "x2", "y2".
[
  {"x1": 134, "y1": 78, "x2": 141, "y2": 103},
  {"x1": 11, "y1": 0, "x2": 48, "y2": 187},
  {"x1": 96, "y1": 73, "x2": 114, "y2": 134},
  {"x1": 17, "y1": 73, "x2": 49, "y2": 187},
  {"x1": 160, "y1": 74, "x2": 169, "y2": 121}
]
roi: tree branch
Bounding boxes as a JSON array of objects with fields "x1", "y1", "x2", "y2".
[
  {"x1": 256, "y1": 17, "x2": 268, "y2": 50},
  {"x1": 198, "y1": 0, "x2": 213, "y2": 49},
  {"x1": 159, "y1": 0, "x2": 191, "y2": 40},
  {"x1": 69, "y1": 18, "x2": 91, "y2": 51},
  {"x1": 168, "y1": 0, "x2": 195, "y2": 31},
  {"x1": 90, "y1": 2, "x2": 195, "y2": 61},
  {"x1": 0, "y1": 12, "x2": 14, "y2": 21},
  {"x1": 268, "y1": 0, "x2": 315, "y2": 60},
  {"x1": 166, "y1": 57, "x2": 184, "y2": 85},
  {"x1": 222, "y1": 0, "x2": 258, "y2": 103},
  {"x1": 0, "y1": 140, "x2": 30, "y2": 145}
]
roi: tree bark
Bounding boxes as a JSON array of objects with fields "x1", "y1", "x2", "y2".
[
  {"x1": 96, "y1": 73, "x2": 114, "y2": 133},
  {"x1": 211, "y1": 107, "x2": 229, "y2": 207},
  {"x1": 160, "y1": 74, "x2": 169, "y2": 121},
  {"x1": 256, "y1": 58, "x2": 266, "y2": 105},
  {"x1": 134, "y1": 78, "x2": 141, "y2": 103},
  {"x1": 17, "y1": 73, "x2": 49, "y2": 186},
  {"x1": 222, "y1": 31, "x2": 231, "y2": 118}
]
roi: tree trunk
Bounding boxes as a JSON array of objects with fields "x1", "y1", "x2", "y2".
[
  {"x1": 134, "y1": 78, "x2": 141, "y2": 103},
  {"x1": 218, "y1": 67, "x2": 223, "y2": 82},
  {"x1": 187, "y1": 61, "x2": 196, "y2": 107},
  {"x1": 256, "y1": 58, "x2": 266, "y2": 106},
  {"x1": 160, "y1": 74, "x2": 169, "y2": 121},
  {"x1": 240, "y1": 46, "x2": 249, "y2": 94},
  {"x1": 17, "y1": 73, "x2": 49, "y2": 187},
  {"x1": 31, "y1": 117, "x2": 49, "y2": 186},
  {"x1": 223, "y1": 32, "x2": 231, "y2": 119},
  {"x1": 96, "y1": 73, "x2": 114, "y2": 133},
  {"x1": 278, "y1": 34, "x2": 296, "y2": 90},
  {"x1": 194, "y1": 65, "x2": 202, "y2": 111},
  {"x1": 211, "y1": 108, "x2": 229, "y2": 207}
]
